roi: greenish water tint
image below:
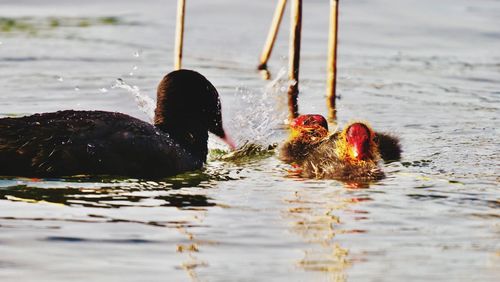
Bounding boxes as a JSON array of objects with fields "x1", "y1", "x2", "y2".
[
  {"x1": 0, "y1": 16, "x2": 128, "y2": 35},
  {"x1": 0, "y1": 0, "x2": 499, "y2": 281}
]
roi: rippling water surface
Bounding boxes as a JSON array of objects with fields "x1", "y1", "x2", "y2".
[{"x1": 0, "y1": 0, "x2": 498, "y2": 281}]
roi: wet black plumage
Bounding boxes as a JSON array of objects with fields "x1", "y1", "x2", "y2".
[
  {"x1": 0, "y1": 69, "x2": 229, "y2": 178},
  {"x1": 375, "y1": 132, "x2": 402, "y2": 162}
]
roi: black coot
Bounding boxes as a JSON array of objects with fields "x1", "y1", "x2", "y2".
[{"x1": 0, "y1": 69, "x2": 234, "y2": 178}]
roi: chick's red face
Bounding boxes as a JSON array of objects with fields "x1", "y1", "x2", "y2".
[
  {"x1": 346, "y1": 123, "x2": 372, "y2": 161},
  {"x1": 290, "y1": 114, "x2": 329, "y2": 140},
  {"x1": 291, "y1": 114, "x2": 328, "y2": 131}
]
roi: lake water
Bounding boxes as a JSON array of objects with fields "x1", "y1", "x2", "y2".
[{"x1": 0, "y1": 0, "x2": 498, "y2": 281}]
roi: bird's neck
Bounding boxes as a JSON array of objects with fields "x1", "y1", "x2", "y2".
[{"x1": 156, "y1": 123, "x2": 209, "y2": 162}]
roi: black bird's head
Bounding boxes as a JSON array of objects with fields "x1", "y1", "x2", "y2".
[{"x1": 154, "y1": 69, "x2": 234, "y2": 160}]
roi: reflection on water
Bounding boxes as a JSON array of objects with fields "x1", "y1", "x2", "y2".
[
  {"x1": 284, "y1": 186, "x2": 374, "y2": 280},
  {"x1": 0, "y1": 147, "x2": 274, "y2": 281},
  {"x1": 286, "y1": 189, "x2": 351, "y2": 281},
  {"x1": 0, "y1": 162, "x2": 245, "y2": 209},
  {"x1": 0, "y1": 184, "x2": 217, "y2": 209},
  {"x1": 0, "y1": 171, "x2": 227, "y2": 281}
]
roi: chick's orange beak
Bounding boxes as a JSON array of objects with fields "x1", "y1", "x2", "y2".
[{"x1": 350, "y1": 141, "x2": 370, "y2": 161}]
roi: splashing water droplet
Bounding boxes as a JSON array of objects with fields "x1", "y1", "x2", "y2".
[
  {"x1": 112, "y1": 78, "x2": 155, "y2": 123},
  {"x1": 129, "y1": 72, "x2": 134, "y2": 76},
  {"x1": 133, "y1": 50, "x2": 142, "y2": 58},
  {"x1": 56, "y1": 76, "x2": 64, "y2": 82},
  {"x1": 211, "y1": 67, "x2": 288, "y2": 149},
  {"x1": 74, "y1": 86, "x2": 80, "y2": 91},
  {"x1": 132, "y1": 65, "x2": 138, "y2": 70},
  {"x1": 99, "y1": 88, "x2": 108, "y2": 93}
]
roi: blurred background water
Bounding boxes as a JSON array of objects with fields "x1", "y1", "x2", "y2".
[{"x1": 0, "y1": 0, "x2": 498, "y2": 281}]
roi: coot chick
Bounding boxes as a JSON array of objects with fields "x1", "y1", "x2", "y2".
[
  {"x1": 279, "y1": 115, "x2": 402, "y2": 181},
  {"x1": 0, "y1": 69, "x2": 234, "y2": 178},
  {"x1": 278, "y1": 114, "x2": 330, "y2": 165}
]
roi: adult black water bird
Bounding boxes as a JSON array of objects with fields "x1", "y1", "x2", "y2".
[{"x1": 0, "y1": 69, "x2": 235, "y2": 178}]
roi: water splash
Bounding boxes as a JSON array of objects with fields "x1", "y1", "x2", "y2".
[
  {"x1": 209, "y1": 67, "x2": 289, "y2": 152},
  {"x1": 112, "y1": 78, "x2": 155, "y2": 123},
  {"x1": 129, "y1": 66, "x2": 138, "y2": 76},
  {"x1": 232, "y1": 68, "x2": 289, "y2": 145}
]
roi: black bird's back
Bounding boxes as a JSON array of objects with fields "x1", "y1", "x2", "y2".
[{"x1": 0, "y1": 110, "x2": 201, "y2": 178}]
